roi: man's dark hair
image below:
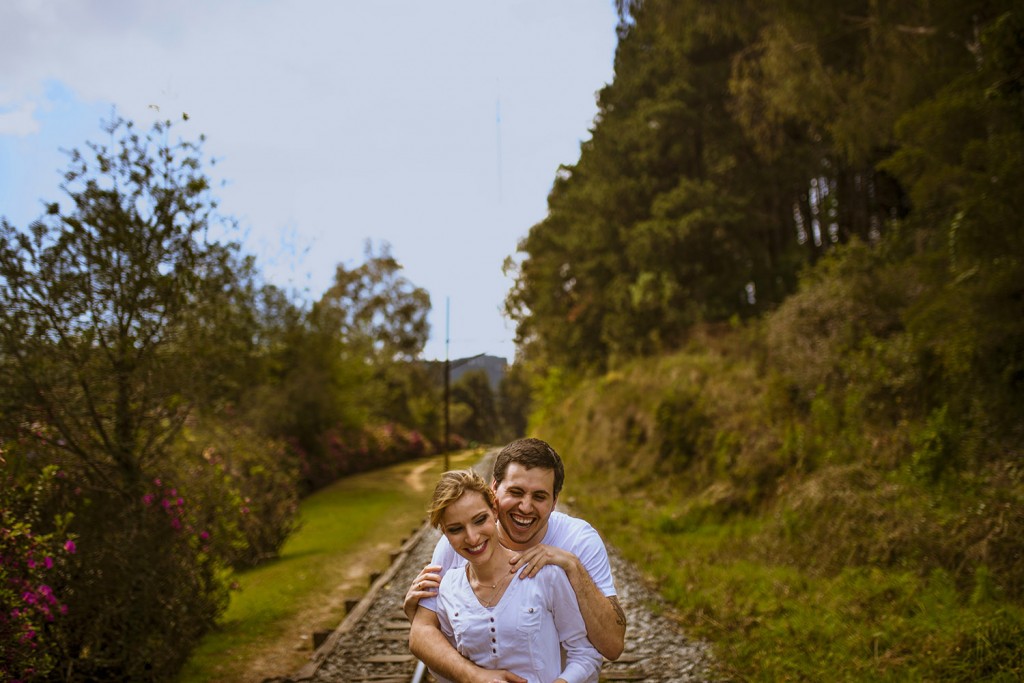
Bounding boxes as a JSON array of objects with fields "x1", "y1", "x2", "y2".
[{"x1": 492, "y1": 438, "x2": 565, "y2": 498}]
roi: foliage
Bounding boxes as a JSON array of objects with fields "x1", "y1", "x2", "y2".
[
  {"x1": 450, "y1": 369, "x2": 500, "y2": 445},
  {"x1": 49, "y1": 475, "x2": 228, "y2": 681},
  {"x1": 0, "y1": 117, "x2": 271, "y2": 679},
  {"x1": 496, "y1": 362, "x2": 531, "y2": 441},
  {"x1": 296, "y1": 422, "x2": 429, "y2": 492},
  {"x1": 0, "y1": 116, "x2": 249, "y2": 494},
  {"x1": 0, "y1": 463, "x2": 75, "y2": 682},
  {"x1": 654, "y1": 385, "x2": 711, "y2": 472},
  {"x1": 315, "y1": 240, "x2": 430, "y2": 364},
  {"x1": 530, "y1": 318, "x2": 1023, "y2": 679},
  {"x1": 178, "y1": 450, "x2": 484, "y2": 683},
  {"x1": 170, "y1": 420, "x2": 299, "y2": 569},
  {"x1": 515, "y1": 1, "x2": 1024, "y2": 679},
  {"x1": 507, "y1": 0, "x2": 1019, "y2": 377},
  {"x1": 246, "y1": 241, "x2": 437, "y2": 487}
]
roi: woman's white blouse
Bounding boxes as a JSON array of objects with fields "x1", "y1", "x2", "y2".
[{"x1": 436, "y1": 563, "x2": 602, "y2": 683}]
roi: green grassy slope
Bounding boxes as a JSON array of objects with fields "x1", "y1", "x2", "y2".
[{"x1": 533, "y1": 326, "x2": 1024, "y2": 681}]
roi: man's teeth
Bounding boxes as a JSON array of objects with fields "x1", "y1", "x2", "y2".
[{"x1": 510, "y1": 514, "x2": 534, "y2": 527}]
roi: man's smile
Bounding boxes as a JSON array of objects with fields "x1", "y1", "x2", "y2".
[{"x1": 509, "y1": 512, "x2": 536, "y2": 530}]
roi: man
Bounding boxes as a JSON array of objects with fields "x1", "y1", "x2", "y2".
[{"x1": 406, "y1": 438, "x2": 626, "y2": 683}]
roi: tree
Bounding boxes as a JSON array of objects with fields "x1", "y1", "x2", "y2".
[
  {"x1": 316, "y1": 241, "x2": 430, "y2": 363},
  {"x1": 252, "y1": 242, "x2": 435, "y2": 486},
  {"x1": 497, "y1": 362, "x2": 531, "y2": 441},
  {"x1": 0, "y1": 116, "x2": 250, "y2": 678},
  {"x1": 450, "y1": 369, "x2": 500, "y2": 444},
  {"x1": 0, "y1": 116, "x2": 250, "y2": 493}
]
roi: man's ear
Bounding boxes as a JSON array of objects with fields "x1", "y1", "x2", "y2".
[{"x1": 490, "y1": 478, "x2": 498, "y2": 492}]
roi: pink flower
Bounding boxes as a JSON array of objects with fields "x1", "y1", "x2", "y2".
[
  {"x1": 199, "y1": 530, "x2": 210, "y2": 540},
  {"x1": 142, "y1": 493, "x2": 154, "y2": 506},
  {"x1": 43, "y1": 556, "x2": 53, "y2": 569},
  {"x1": 154, "y1": 478, "x2": 162, "y2": 487},
  {"x1": 64, "y1": 540, "x2": 76, "y2": 554},
  {"x1": 170, "y1": 518, "x2": 181, "y2": 530}
]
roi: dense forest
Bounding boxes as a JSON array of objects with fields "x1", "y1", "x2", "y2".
[{"x1": 507, "y1": 0, "x2": 1023, "y2": 678}]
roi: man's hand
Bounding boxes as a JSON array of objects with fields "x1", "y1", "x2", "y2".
[
  {"x1": 402, "y1": 563, "x2": 441, "y2": 621},
  {"x1": 506, "y1": 544, "x2": 626, "y2": 660},
  {"x1": 479, "y1": 672, "x2": 527, "y2": 683},
  {"x1": 507, "y1": 544, "x2": 578, "y2": 579}
]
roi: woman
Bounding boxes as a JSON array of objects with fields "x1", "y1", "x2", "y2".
[{"x1": 427, "y1": 469, "x2": 602, "y2": 683}]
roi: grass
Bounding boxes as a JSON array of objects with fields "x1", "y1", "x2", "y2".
[
  {"x1": 533, "y1": 338, "x2": 1024, "y2": 681},
  {"x1": 579, "y1": 493, "x2": 1024, "y2": 682},
  {"x1": 176, "y1": 448, "x2": 485, "y2": 683}
]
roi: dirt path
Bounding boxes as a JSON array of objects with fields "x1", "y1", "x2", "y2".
[
  {"x1": 237, "y1": 546, "x2": 388, "y2": 683},
  {"x1": 403, "y1": 459, "x2": 435, "y2": 493},
  {"x1": 231, "y1": 462, "x2": 434, "y2": 683}
]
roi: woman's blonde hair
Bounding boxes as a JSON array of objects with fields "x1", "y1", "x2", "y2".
[{"x1": 428, "y1": 469, "x2": 496, "y2": 529}]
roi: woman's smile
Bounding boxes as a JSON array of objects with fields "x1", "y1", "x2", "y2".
[{"x1": 464, "y1": 539, "x2": 489, "y2": 556}]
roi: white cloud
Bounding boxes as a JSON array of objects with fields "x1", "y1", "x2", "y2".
[{"x1": 0, "y1": 101, "x2": 39, "y2": 135}]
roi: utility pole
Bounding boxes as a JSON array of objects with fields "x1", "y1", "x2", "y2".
[
  {"x1": 441, "y1": 297, "x2": 488, "y2": 472},
  {"x1": 444, "y1": 298, "x2": 450, "y2": 472}
]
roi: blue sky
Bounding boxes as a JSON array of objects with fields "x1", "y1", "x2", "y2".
[{"x1": 0, "y1": 1, "x2": 619, "y2": 362}]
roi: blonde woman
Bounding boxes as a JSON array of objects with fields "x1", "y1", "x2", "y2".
[{"x1": 423, "y1": 469, "x2": 602, "y2": 683}]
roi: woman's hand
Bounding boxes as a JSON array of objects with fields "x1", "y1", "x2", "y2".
[{"x1": 403, "y1": 563, "x2": 442, "y2": 621}]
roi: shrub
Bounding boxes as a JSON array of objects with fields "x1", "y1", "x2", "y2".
[
  {"x1": 298, "y1": 422, "x2": 431, "y2": 491},
  {"x1": 3, "y1": 438, "x2": 231, "y2": 680},
  {"x1": 0, "y1": 464, "x2": 75, "y2": 682},
  {"x1": 51, "y1": 484, "x2": 228, "y2": 681},
  {"x1": 172, "y1": 421, "x2": 300, "y2": 568},
  {"x1": 654, "y1": 386, "x2": 711, "y2": 472}
]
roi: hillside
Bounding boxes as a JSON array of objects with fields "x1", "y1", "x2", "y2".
[{"x1": 531, "y1": 323, "x2": 1023, "y2": 680}]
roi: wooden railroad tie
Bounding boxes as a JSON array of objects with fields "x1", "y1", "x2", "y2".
[
  {"x1": 600, "y1": 671, "x2": 646, "y2": 681},
  {"x1": 363, "y1": 654, "x2": 416, "y2": 664}
]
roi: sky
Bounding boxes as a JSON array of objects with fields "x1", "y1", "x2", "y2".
[{"x1": 0, "y1": 0, "x2": 619, "y2": 363}]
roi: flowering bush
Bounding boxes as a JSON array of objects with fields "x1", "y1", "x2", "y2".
[
  {"x1": 300, "y1": 422, "x2": 431, "y2": 491},
  {"x1": 171, "y1": 420, "x2": 300, "y2": 568},
  {"x1": 2, "y1": 440, "x2": 229, "y2": 680},
  {"x1": 51, "y1": 484, "x2": 228, "y2": 680},
  {"x1": 0, "y1": 464, "x2": 75, "y2": 682}
]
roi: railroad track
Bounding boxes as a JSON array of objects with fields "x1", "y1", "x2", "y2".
[
  {"x1": 274, "y1": 456, "x2": 717, "y2": 683},
  {"x1": 280, "y1": 524, "x2": 716, "y2": 683}
]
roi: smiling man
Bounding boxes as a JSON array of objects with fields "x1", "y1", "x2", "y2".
[{"x1": 406, "y1": 438, "x2": 626, "y2": 683}]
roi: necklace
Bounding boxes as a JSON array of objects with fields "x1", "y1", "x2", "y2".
[{"x1": 468, "y1": 547, "x2": 514, "y2": 608}]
